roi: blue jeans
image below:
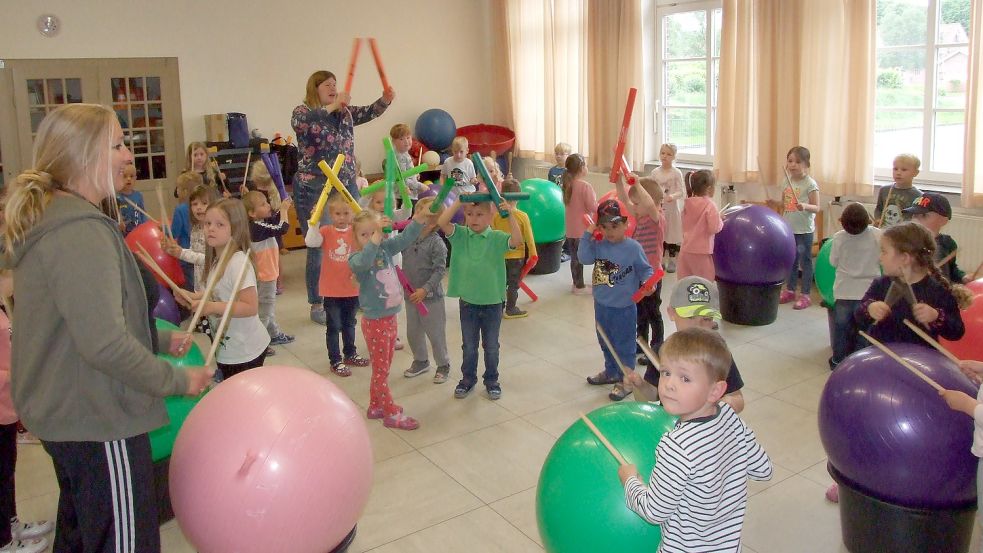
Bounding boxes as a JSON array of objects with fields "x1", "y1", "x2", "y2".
[
  {"x1": 459, "y1": 300, "x2": 504, "y2": 385},
  {"x1": 787, "y1": 232, "x2": 814, "y2": 294},
  {"x1": 595, "y1": 302, "x2": 637, "y2": 380},
  {"x1": 829, "y1": 299, "x2": 862, "y2": 366},
  {"x1": 293, "y1": 180, "x2": 325, "y2": 306},
  {"x1": 324, "y1": 296, "x2": 359, "y2": 364}
]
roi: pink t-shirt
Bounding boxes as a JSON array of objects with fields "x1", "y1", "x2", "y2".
[
  {"x1": 633, "y1": 213, "x2": 666, "y2": 269},
  {"x1": 318, "y1": 226, "x2": 359, "y2": 298},
  {"x1": 680, "y1": 196, "x2": 723, "y2": 255},
  {"x1": 564, "y1": 179, "x2": 598, "y2": 238},
  {"x1": 0, "y1": 310, "x2": 15, "y2": 425}
]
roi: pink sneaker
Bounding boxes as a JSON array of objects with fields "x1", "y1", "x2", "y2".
[
  {"x1": 383, "y1": 413, "x2": 419, "y2": 430},
  {"x1": 793, "y1": 296, "x2": 812, "y2": 310},
  {"x1": 779, "y1": 290, "x2": 796, "y2": 304},
  {"x1": 825, "y1": 483, "x2": 839, "y2": 503}
]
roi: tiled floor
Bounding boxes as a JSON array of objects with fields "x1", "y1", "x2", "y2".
[{"x1": 13, "y1": 252, "x2": 982, "y2": 552}]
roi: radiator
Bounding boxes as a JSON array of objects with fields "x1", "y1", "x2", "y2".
[{"x1": 826, "y1": 202, "x2": 983, "y2": 279}]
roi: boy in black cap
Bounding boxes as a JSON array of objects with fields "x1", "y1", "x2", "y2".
[{"x1": 904, "y1": 193, "x2": 971, "y2": 283}]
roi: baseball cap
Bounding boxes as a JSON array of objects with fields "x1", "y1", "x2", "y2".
[
  {"x1": 669, "y1": 276, "x2": 722, "y2": 320},
  {"x1": 903, "y1": 193, "x2": 951, "y2": 219},
  {"x1": 596, "y1": 199, "x2": 626, "y2": 225}
]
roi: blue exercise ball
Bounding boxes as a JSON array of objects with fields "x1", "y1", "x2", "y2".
[{"x1": 415, "y1": 109, "x2": 457, "y2": 151}]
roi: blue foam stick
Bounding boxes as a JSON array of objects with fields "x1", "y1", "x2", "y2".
[{"x1": 471, "y1": 153, "x2": 508, "y2": 218}]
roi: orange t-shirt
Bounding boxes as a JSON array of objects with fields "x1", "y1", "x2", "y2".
[{"x1": 318, "y1": 225, "x2": 359, "y2": 297}]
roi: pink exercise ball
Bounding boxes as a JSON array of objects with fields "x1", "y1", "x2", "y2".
[{"x1": 169, "y1": 365, "x2": 373, "y2": 553}]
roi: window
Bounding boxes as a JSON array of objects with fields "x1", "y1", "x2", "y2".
[
  {"x1": 112, "y1": 76, "x2": 168, "y2": 180},
  {"x1": 654, "y1": 3, "x2": 722, "y2": 163},
  {"x1": 874, "y1": 0, "x2": 970, "y2": 185}
]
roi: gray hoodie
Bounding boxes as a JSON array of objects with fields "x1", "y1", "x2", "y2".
[{"x1": 4, "y1": 194, "x2": 188, "y2": 441}]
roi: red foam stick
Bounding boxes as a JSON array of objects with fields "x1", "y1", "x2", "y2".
[
  {"x1": 368, "y1": 38, "x2": 390, "y2": 91},
  {"x1": 619, "y1": 156, "x2": 636, "y2": 185},
  {"x1": 518, "y1": 256, "x2": 539, "y2": 302},
  {"x1": 632, "y1": 267, "x2": 666, "y2": 303},
  {"x1": 396, "y1": 266, "x2": 428, "y2": 316},
  {"x1": 609, "y1": 88, "x2": 638, "y2": 184},
  {"x1": 584, "y1": 214, "x2": 602, "y2": 241},
  {"x1": 343, "y1": 38, "x2": 363, "y2": 97}
]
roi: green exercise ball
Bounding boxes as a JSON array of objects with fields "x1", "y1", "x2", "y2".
[
  {"x1": 814, "y1": 239, "x2": 835, "y2": 307},
  {"x1": 536, "y1": 402, "x2": 677, "y2": 553},
  {"x1": 518, "y1": 178, "x2": 565, "y2": 244},
  {"x1": 150, "y1": 318, "x2": 206, "y2": 461}
]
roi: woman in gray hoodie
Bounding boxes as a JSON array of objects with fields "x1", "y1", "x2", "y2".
[{"x1": 2, "y1": 104, "x2": 212, "y2": 553}]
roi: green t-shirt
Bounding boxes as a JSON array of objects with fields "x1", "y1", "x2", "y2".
[{"x1": 446, "y1": 224, "x2": 512, "y2": 305}]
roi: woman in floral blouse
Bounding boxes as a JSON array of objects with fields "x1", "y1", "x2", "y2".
[{"x1": 291, "y1": 70, "x2": 394, "y2": 324}]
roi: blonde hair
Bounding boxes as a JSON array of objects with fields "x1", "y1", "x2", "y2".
[
  {"x1": 482, "y1": 156, "x2": 503, "y2": 182},
  {"x1": 202, "y1": 199, "x2": 253, "y2": 284},
  {"x1": 660, "y1": 327, "x2": 732, "y2": 382},
  {"x1": 636, "y1": 176, "x2": 664, "y2": 204},
  {"x1": 249, "y1": 160, "x2": 280, "y2": 211},
  {"x1": 4, "y1": 104, "x2": 117, "y2": 254},
  {"x1": 389, "y1": 123, "x2": 411, "y2": 140},
  {"x1": 303, "y1": 70, "x2": 336, "y2": 109},
  {"x1": 894, "y1": 153, "x2": 921, "y2": 170},
  {"x1": 554, "y1": 142, "x2": 572, "y2": 155},
  {"x1": 660, "y1": 143, "x2": 678, "y2": 156},
  {"x1": 351, "y1": 210, "x2": 380, "y2": 250},
  {"x1": 184, "y1": 141, "x2": 222, "y2": 187},
  {"x1": 176, "y1": 171, "x2": 203, "y2": 197},
  {"x1": 243, "y1": 190, "x2": 269, "y2": 216},
  {"x1": 451, "y1": 136, "x2": 469, "y2": 154}
]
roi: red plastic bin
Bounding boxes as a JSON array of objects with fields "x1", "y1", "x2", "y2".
[{"x1": 456, "y1": 124, "x2": 515, "y2": 157}]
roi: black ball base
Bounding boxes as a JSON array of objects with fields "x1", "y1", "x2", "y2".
[
  {"x1": 530, "y1": 239, "x2": 563, "y2": 275},
  {"x1": 715, "y1": 279, "x2": 782, "y2": 326},
  {"x1": 829, "y1": 464, "x2": 976, "y2": 553}
]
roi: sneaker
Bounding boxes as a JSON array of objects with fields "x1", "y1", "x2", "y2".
[
  {"x1": 383, "y1": 412, "x2": 420, "y2": 430},
  {"x1": 265, "y1": 346, "x2": 277, "y2": 357},
  {"x1": 403, "y1": 360, "x2": 430, "y2": 378},
  {"x1": 665, "y1": 258, "x2": 677, "y2": 273},
  {"x1": 270, "y1": 333, "x2": 295, "y2": 346},
  {"x1": 366, "y1": 406, "x2": 385, "y2": 420},
  {"x1": 560, "y1": 253, "x2": 571, "y2": 262},
  {"x1": 310, "y1": 304, "x2": 327, "y2": 325},
  {"x1": 587, "y1": 371, "x2": 621, "y2": 386},
  {"x1": 609, "y1": 382, "x2": 632, "y2": 402},
  {"x1": 486, "y1": 382, "x2": 502, "y2": 400},
  {"x1": 825, "y1": 483, "x2": 839, "y2": 503},
  {"x1": 571, "y1": 285, "x2": 591, "y2": 296},
  {"x1": 0, "y1": 538, "x2": 48, "y2": 553},
  {"x1": 330, "y1": 362, "x2": 352, "y2": 377},
  {"x1": 433, "y1": 365, "x2": 450, "y2": 384},
  {"x1": 637, "y1": 354, "x2": 650, "y2": 367},
  {"x1": 454, "y1": 379, "x2": 476, "y2": 398},
  {"x1": 15, "y1": 430, "x2": 39, "y2": 445},
  {"x1": 11, "y1": 519, "x2": 53, "y2": 541},
  {"x1": 779, "y1": 290, "x2": 796, "y2": 304},
  {"x1": 504, "y1": 306, "x2": 528, "y2": 319},
  {"x1": 394, "y1": 338, "x2": 404, "y2": 351},
  {"x1": 793, "y1": 296, "x2": 812, "y2": 310},
  {"x1": 344, "y1": 354, "x2": 370, "y2": 367}
]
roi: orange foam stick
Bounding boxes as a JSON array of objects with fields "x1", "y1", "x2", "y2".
[
  {"x1": 368, "y1": 38, "x2": 390, "y2": 91},
  {"x1": 609, "y1": 88, "x2": 638, "y2": 184},
  {"x1": 343, "y1": 38, "x2": 363, "y2": 96}
]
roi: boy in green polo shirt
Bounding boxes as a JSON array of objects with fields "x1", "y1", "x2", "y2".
[{"x1": 437, "y1": 198, "x2": 524, "y2": 399}]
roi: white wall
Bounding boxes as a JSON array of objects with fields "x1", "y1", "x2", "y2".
[{"x1": 0, "y1": 0, "x2": 500, "y2": 173}]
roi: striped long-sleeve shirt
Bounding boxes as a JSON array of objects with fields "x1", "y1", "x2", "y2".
[{"x1": 624, "y1": 403, "x2": 772, "y2": 553}]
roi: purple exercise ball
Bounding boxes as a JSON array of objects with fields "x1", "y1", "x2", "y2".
[
  {"x1": 713, "y1": 204, "x2": 795, "y2": 285},
  {"x1": 818, "y1": 344, "x2": 978, "y2": 509},
  {"x1": 153, "y1": 284, "x2": 181, "y2": 326}
]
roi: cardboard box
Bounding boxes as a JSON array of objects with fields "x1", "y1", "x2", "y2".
[{"x1": 204, "y1": 114, "x2": 228, "y2": 143}]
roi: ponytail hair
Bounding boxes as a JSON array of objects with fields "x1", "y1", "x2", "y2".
[
  {"x1": 884, "y1": 222, "x2": 973, "y2": 309},
  {"x1": 4, "y1": 104, "x2": 116, "y2": 254},
  {"x1": 562, "y1": 153, "x2": 586, "y2": 205}
]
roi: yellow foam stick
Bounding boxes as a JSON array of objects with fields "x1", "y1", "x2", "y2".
[
  {"x1": 317, "y1": 156, "x2": 362, "y2": 216},
  {"x1": 309, "y1": 155, "x2": 345, "y2": 226}
]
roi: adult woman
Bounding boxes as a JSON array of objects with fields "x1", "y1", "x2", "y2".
[
  {"x1": 2, "y1": 104, "x2": 212, "y2": 553},
  {"x1": 291, "y1": 70, "x2": 394, "y2": 324}
]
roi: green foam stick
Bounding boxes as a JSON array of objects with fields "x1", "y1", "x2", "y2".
[
  {"x1": 472, "y1": 153, "x2": 508, "y2": 217},
  {"x1": 460, "y1": 193, "x2": 530, "y2": 203},
  {"x1": 360, "y1": 179, "x2": 387, "y2": 196},
  {"x1": 430, "y1": 177, "x2": 455, "y2": 213}
]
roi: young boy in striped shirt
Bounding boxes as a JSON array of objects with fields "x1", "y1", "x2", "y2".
[{"x1": 618, "y1": 327, "x2": 772, "y2": 553}]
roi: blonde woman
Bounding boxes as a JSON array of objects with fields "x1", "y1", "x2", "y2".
[{"x1": 2, "y1": 103, "x2": 212, "y2": 553}]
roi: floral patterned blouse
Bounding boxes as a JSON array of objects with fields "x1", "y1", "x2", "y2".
[{"x1": 291, "y1": 98, "x2": 390, "y2": 196}]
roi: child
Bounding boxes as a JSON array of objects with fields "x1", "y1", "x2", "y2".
[
  {"x1": 939, "y1": 359, "x2": 983, "y2": 533},
  {"x1": 615, "y1": 175, "x2": 666, "y2": 365},
  {"x1": 363, "y1": 189, "x2": 411, "y2": 351},
  {"x1": 170, "y1": 171, "x2": 204, "y2": 289},
  {"x1": 677, "y1": 170, "x2": 723, "y2": 281},
  {"x1": 440, "y1": 136, "x2": 479, "y2": 196},
  {"x1": 437, "y1": 198, "x2": 524, "y2": 400},
  {"x1": 493, "y1": 178, "x2": 538, "y2": 319},
  {"x1": 304, "y1": 192, "x2": 370, "y2": 376},
  {"x1": 777, "y1": 146, "x2": 821, "y2": 309},
  {"x1": 187, "y1": 199, "x2": 270, "y2": 381},
  {"x1": 857, "y1": 221, "x2": 969, "y2": 346},
  {"x1": 115, "y1": 163, "x2": 145, "y2": 235},
  {"x1": 619, "y1": 327, "x2": 773, "y2": 553},
  {"x1": 827, "y1": 203, "x2": 881, "y2": 369},
  {"x1": 547, "y1": 142, "x2": 571, "y2": 188},
  {"x1": 875, "y1": 153, "x2": 922, "y2": 229},
  {"x1": 562, "y1": 153, "x2": 597, "y2": 294},
  {"x1": 401, "y1": 200, "x2": 451, "y2": 382},
  {"x1": 185, "y1": 141, "x2": 230, "y2": 196},
  {"x1": 904, "y1": 193, "x2": 971, "y2": 284},
  {"x1": 650, "y1": 144, "x2": 684, "y2": 273},
  {"x1": 355, "y1": 160, "x2": 369, "y2": 193},
  {"x1": 250, "y1": 159, "x2": 282, "y2": 212},
  {"x1": 349, "y1": 202, "x2": 437, "y2": 430},
  {"x1": 390, "y1": 124, "x2": 425, "y2": 205},
  {"x1": 581, "y1": 200, "x2": 655, "y2": 401},
  {"x1": 628, "y1": 276, "x2": 746, "y2": 412},
  {"x1": 244, "y1": 190, "x2": 295, "y2": 350},
  {"x1": 164, "y1": 185, "x2": 217, "y2": 292}
]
